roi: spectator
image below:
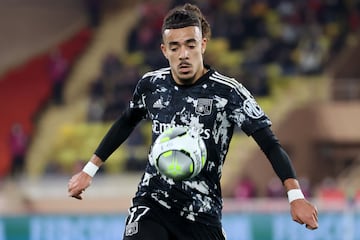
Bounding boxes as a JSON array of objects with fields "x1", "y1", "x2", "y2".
[
  {"x1": 317, "y1": 177, "x2": 345, "y2": 201},
  {"x1": 84, "y1": 0, "x2": 102, "y2": 28},
  {"x1": 297, "y1": 36, "x2": 325, "y2": 75},
  {"x1": 87, "y1": 97, "x2": 105, "y2": 122},
  {"x1": 9, "y1": 123, "x2": 28, "y2": 178},
  {"x1": 233, "y1": 176, "x2": 257, "y2": 200},
  {"x1": 49, "y1": 48, "x2": 69, "y2": 105},
  {"x1": 266, "y1": 177, "x2": 285, "y2": 198},
  {"x1": 299, "y1": 176, "x2": 312, "y2": 198}
]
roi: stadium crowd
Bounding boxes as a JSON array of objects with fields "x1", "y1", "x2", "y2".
[{"x1": 88, "y1": 0, "x2": 360, "y2": 123}]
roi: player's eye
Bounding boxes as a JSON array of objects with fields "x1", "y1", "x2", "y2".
[{"x1": 169, "y1": 45, "x2": 179, "y2": 51}]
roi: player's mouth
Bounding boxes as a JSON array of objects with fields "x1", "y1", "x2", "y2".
[{"x1": 178, "y1": 63, "x2": 192, "y2": 74}]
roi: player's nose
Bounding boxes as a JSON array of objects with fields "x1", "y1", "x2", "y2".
[{"x1": 179, "y1": 46, "x2": 189, "y2": 59}]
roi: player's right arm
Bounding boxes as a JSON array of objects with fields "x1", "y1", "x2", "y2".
[
  {"x1": 68, "y1": 154, "x2": 103, "y2": 199},
  {"x1": 67, "y1": 106, "x2": 146, "y2": 200}
]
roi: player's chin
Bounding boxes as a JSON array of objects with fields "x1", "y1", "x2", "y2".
[{"x1": 177, "y1": 73, "x2": 195, "y2": 84}]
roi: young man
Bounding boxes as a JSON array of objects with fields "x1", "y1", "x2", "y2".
[{"x1": 68, "y1": 3, "x2": 318, "y2": 239}]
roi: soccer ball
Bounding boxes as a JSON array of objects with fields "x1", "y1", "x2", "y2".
[{"x1": 149, "y1": 126, "x2": 207, "y2": 181}]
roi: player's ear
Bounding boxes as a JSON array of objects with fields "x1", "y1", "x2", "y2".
[
  {"x1": 161, "y1": 43, "x2": 168, "y2": 59},
  {"x1": 201, "y1": 38, "x2": 207, "y2": 54}
]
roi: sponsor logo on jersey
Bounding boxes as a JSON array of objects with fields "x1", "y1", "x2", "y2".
[
  {"x1": 152, "y1": 120, "x2": 211, "y2": 139},
  {"x1": 243, "y1": 98, "x2": 264, "y2": 119},
  {"x1": 195, "y1": 98, "x2": 213, "y2": 116},
  {"x1": 153, "y1": 99, "x2": 165, "y2": 109}
]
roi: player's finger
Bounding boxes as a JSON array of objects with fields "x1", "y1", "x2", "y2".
[
  {"x1": 68, "y1": 179, "x2": 84, "y2": 192},
  {"x1": 71, "y1": 194, "x2": 82, "y2": 200},
  {"x1": 305, "y1": 215, "x2": 318, "y2": 230},
  {"x1": 309, "y1": 206, "x2": 319, "y2": 226},
  {"x1": 293, "y1": 218, "x2": 304, "y2": 225},
  {"x1": 314, "y1": 205, "x2": 319, "y2": 214},
  {"x1": 314, "y1": 207, "x2": 319, "y2": 222},
  {"x1": 68, "y1": 183, "x2": 81, "y2": 194},
  {"x1": 306, "y1": 223, "x2": 318, "y2": 230},
  {"x1": 67, "y1": 184, "x2": 77, "y2": 195},
  {"x1": 67, "y1": 179, "x2": 77, "y2": 191},
  {"x1": 69, "y1": 189, "x2": 84, "y2": 200},
  {"x1": 314, "y1": 211, "x2": 318, "y2": 223}
]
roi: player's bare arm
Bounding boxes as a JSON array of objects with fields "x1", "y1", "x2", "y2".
[{"x1": 68, "y1": 154, "x2": 103, "y2": 200}]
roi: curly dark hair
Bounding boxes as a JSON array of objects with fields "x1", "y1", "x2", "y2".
[{"x1": 162, "y1": 3, "x2": 211, "y2": 40}]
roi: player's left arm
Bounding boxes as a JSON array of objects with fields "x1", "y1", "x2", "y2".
[
  {"x1": 251, "y1": 127, "x2": 319, "y2": 230},
  {"x1": 283, "y1": 178, "x2": 319, "y2": 230}
]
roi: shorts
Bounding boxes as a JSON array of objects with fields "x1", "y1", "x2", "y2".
[{"x1": 122, "y1": 199, "x2": 226, "y2": 240}]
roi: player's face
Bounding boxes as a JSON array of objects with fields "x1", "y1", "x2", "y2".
[{"x1": 161, "y1": 26, "x2": 207, "y2": 85}]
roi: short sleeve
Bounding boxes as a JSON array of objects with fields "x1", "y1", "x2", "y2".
[
  {"x1": 130, "y1": 78, "x2": 146, "y2": 110},
  {"x1": 228, "y1": 93, "x2": 272, "y2": 136}
]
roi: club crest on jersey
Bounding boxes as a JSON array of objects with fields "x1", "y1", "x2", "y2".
[
  {"x1": 125, "y1": 222, "x2": 138, "y2": 236},
  {"x1": 243, "y1": 98, "x2": 264, "y2": 119},
  {"x1": 195, "y1": 98, "x2": 212, "y2": 116}
]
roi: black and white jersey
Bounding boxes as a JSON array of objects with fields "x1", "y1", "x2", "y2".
[{"x1": 130, "y1": 66, "x2": 271, "y2": 226}]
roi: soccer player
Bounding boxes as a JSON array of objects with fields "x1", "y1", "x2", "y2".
[{"x1": 68, "y1": 3, "x2": 318, "y2": 239}]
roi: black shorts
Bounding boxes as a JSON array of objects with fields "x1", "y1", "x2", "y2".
[{"x1": 122, "y1": 199, "x2": 226, "y2": 240}]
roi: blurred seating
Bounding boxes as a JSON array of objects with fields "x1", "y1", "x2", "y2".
[
  {"x1": 316, "y1": 177, "x2": 347, "y2": 207},
  {"x1": 47, "y1": 121, "x2": 151, "y2": 175},
  {"x1": 0, "y1": 28, "x2": 92, "y2": 178}
]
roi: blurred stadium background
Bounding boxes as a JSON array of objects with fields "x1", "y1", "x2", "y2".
[{"x1": 0, "y1": 0, "x2": 360, "y2": 239}]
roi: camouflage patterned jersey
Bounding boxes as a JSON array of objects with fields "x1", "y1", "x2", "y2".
[{"x1": 129, "y1": 66, "x2": 271, "y2": 226}]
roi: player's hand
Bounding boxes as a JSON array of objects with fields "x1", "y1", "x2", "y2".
[
  {"x1": 68, "y1": 171, "x2": 92, "y2": 200},
  {"x1": 290, "y1": 199, "x2": 318, "y2": 230}
]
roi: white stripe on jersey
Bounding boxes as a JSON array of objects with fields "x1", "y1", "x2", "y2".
[
  {"x1": 210, "y1": 71, "x2": 252, "y2": 99},
  {"x1": 142, "y1": 67, "x2": 171, "y2": 79}
]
